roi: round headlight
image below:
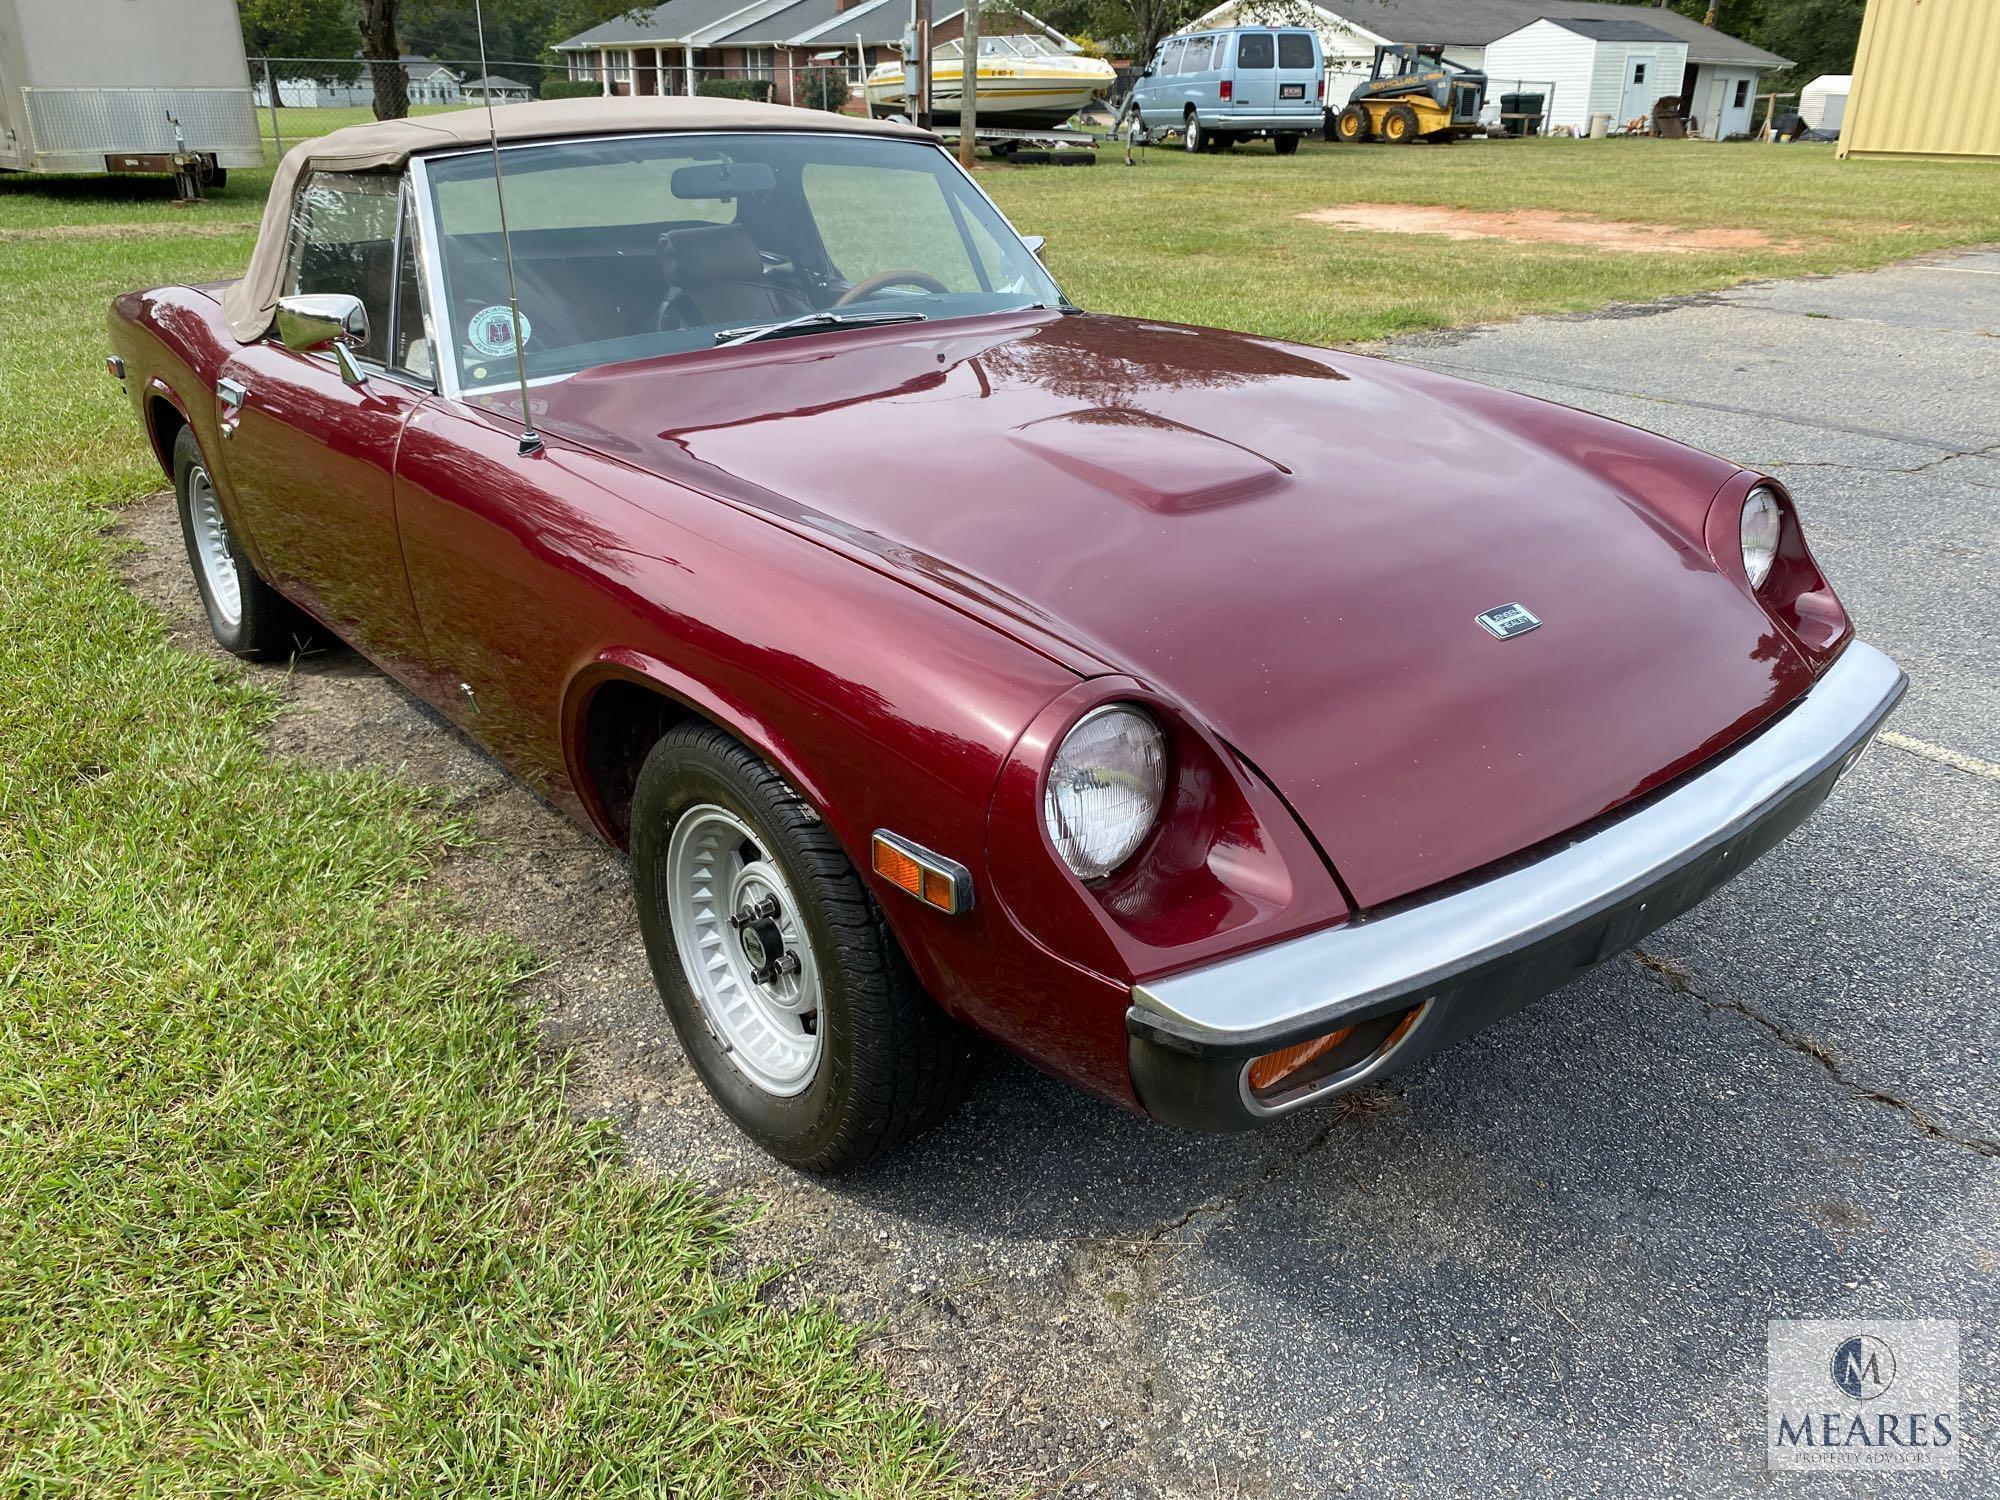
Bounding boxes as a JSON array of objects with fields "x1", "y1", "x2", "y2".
[
  {"x1": 1043, "y1": 705, "x2": 1167, "y2": 881},
  {"x1": 1741, "y1": 486, "x2": 1782, "y2": 590}
]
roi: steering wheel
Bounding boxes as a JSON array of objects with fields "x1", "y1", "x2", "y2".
[{"x1": 832, "y1": 269, "x2": 950, "y2": 307}]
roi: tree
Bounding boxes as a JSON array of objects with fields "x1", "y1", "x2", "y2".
[
  {"x1": 237, "y1": 0, "x2": 362, "y2": 98},
  {"x1": 361, "y1": 0, "x2": 409, "y2": 119}
]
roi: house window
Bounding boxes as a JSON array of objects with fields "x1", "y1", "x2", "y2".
[
  {"x1": 1734, "y1": 78, "x2": 1750, "y2": 108},
  {"x1": 1632, "y1": 62, "x2": 1646, "y2": 85},
  {"x1": 749, "y1": 49, "x2": 774, "y2": 80}
]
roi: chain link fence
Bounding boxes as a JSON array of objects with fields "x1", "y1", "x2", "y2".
[{"x1": 247, "y1": 56, "x2": 870, "y2": 161}]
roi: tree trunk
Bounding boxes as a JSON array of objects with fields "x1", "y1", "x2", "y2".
[{"x1": 361, "y1": 0, "x2": 408, "y2": 120}]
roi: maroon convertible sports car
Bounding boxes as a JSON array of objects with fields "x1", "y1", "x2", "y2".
[{"x1": 109, "y1": 98, "x2": 1905, "y2": 1170}]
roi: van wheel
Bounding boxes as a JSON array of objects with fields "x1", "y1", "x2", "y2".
[
  {"x1": 1184, "y1": 113, "x2": 1204, "y2": 152},
  {"x1": 630, "y1": 723, "x2": 976, "y2": 1172},
  {"x1": 1274, "y1": 132, "x2": 1300, "y2": 155},
  {"x1": 172, "y1": 426, "x2": 314, "y2": 660}
]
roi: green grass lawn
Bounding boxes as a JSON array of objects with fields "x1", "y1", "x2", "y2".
[
  {"x1": 0, "y1": 194, "x2": 969, "y2": 1495},
  {"x1": 0, "y1": 129, "x2": 1993, "y2": 1494},
  {"x1": 983, "y1": 135, "x2": 2000, "y2": 343}
]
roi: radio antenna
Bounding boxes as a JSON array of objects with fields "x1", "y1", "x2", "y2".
[{"x1": 474, "y1": 0, "x2": 542, "y2": 455}]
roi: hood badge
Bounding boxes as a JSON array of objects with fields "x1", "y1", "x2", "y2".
[{"x1": 1476, "y1": 603, "x2": 1542, "y2": 640}]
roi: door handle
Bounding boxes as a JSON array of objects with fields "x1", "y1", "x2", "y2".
[{"x1": 216, "y1": 377, "x2": 248, "y2": 438}]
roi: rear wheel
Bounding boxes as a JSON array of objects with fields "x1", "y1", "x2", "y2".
[
  {"x1": 1184, "y1": 112, "x2": 1205, "y2": 152},
  {"x1": 1273, "y1": 132, "x2": 1301, "y2": 155},
  {"x1": 1335, "y1": 103, "x2": 1371, "y2": 142},
  {"x1": 1381, "y1": 103, "x2": 1420, "y2": 143},
  {"x1": 171, "y1": 426, "x2": 312, "y2": 660},
  {"x1": 630, "y1": 723, "x2": 974, "y2": 1171}
]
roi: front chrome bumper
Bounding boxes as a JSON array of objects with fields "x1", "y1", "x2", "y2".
[{"x1": 1126, "y1": 641, "x2": 1907, "y2": 1131}]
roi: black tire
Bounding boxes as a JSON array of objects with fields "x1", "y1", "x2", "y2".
[
  {"x1": 1335, "y1": 103, "x2": 1371, "y2": 142},
  {"x1": 171, "y1": 425, "x2": 313, "y2": 660},
  {"x1": 1382, "y1": 103, "x2": 1420, "y2": 143},
  {"x1": 629, "y1": 723, "x2": 975, "y2": 1172},
  {"x1": 1212, "y1": 131, "x2": 1236, "y2": 149},
  {"x1": 1184, "y1": 112, "x2": 1204, "y2": 152},
  {"x1": 1273, "y1": 132, "x2": 1301, "y2": 155}
]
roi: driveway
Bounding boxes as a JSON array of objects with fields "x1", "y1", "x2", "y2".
[{"x1": 123, "y1": 250, "x2": 1998, "y2": 1496}]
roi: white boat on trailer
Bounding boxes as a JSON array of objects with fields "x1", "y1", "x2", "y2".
[{"x1": 865, "y1": 34, "x2": 1115, "y2": 130}]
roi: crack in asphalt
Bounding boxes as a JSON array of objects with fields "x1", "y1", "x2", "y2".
[
  {"x1": 1099, "y1": 1091, "x2": 1400, "y2": 1260},
  {"x1": 1750, "y1": 441, "x2": 2000, "y2": 483},
  {"x1": 1631, "y1": 949, "x2": 2000, "y2": 1159}
]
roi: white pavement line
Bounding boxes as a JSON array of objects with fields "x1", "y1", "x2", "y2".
[
  {"x1": 1913, "y1": 266, "x2": 2000, "y2": 276},
  {"x1": 1879, "y1": 730, "x2": 2000, "y2": 781}
]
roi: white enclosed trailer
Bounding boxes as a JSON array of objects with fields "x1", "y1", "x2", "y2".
[{"x1": 0, "y1": 0, "x2": 262, "y2": 180}]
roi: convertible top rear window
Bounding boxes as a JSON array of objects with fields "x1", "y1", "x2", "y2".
[{"x1": 420, "y1": 132, "x2": 1061, "y2": 392}]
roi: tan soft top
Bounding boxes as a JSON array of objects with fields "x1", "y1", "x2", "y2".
[{"x1": 220, "y1": 96, "x2": 931, "y2": 342}]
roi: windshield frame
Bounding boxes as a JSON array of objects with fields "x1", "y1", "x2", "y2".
[{"x1": 406, "y1": 129, "x2": 1069, "y2": 402}]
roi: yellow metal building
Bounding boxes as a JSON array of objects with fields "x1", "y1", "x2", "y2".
[{"x1": 1839, "y1": 0, "x2": 2000, "y2": 160}]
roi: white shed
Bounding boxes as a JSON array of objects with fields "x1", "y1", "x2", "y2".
[
  {"x1": 1799, "y1": 74, "x2": 1851, "y2": 131},
  {"x1": 1483, "y1": 16, "x2": 1688, "y2": 135}
]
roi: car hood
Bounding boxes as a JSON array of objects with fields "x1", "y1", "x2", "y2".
[{"x1": 519, "y1": 312, "x2": 1814, "y2": 907}]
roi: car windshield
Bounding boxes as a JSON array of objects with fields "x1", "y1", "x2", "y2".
[{"x1": 420, "y1": 131, "x2": 1063, "y2": 391}]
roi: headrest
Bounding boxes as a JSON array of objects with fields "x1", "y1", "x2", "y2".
[{"x1": 659, "y1": 224, "x2": 763, "y2": 282}]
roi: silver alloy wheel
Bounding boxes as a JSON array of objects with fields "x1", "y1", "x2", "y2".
[
  {"x1": 1185, "y1": 116, "x2": 1202, "y2": 152},
  {"x1": 186, "y1": 463, "x2": 242, "y2": 630},
  {"x1": 665, "y1": 803, "x2": 824, "y2": 1096}
]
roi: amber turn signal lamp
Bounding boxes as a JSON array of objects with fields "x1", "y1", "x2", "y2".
[
  {"x1": 1244, "y1": 1004, "x2": 1427, "y2": 1103},
  {"x1": 1246, "y1": 1028, "x2": 1354, "y2": 1092},
  {"x1": 870, "y1": 830, "x2": 973, "y2": 915}
]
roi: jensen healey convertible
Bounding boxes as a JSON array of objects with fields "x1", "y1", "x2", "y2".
[{"x1": 109, "y1": 98, "x2": 1905, "y2": 1170}]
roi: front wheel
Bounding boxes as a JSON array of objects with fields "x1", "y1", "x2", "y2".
[
  {"x1": 171, "y1": 425, "x2": 312, "y2": 659},
  {"x1": 630, "y1": 723, "x2": 974, "y2": 1171}
]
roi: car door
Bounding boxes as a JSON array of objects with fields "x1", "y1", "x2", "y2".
[
  {"x1": 1232, "y1": 31, "x2": 1276, "y2": 116},
  {"x1": 215, "y1": 169, "x2": 435, "y2": 678},
  {"x1": 1274, "y1": 30, "x2": 1320, "y2": 121},
  {"x1": 1138, "y1": 37, "x2": 1183, "y2": 126}
]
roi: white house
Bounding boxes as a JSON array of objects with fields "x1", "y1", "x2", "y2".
[
  {"x1": 1799, "y1": 74, "x2": 1850, "y2": 132},
  {"x1": 275, "y1": 55, "x2": 462, "y2": 108},
  {"x1": 553, "y1": 0, "x2": 1076, "y2": 105},
  {"x1": 1484, "y1": 17, "x2": 1687, "y2": 134},
  {"x1": 1191, "y1": 0, "x2": 1786, "y2": 131}
]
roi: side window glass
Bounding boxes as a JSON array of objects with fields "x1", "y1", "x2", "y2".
[
  {"x1": 282, "y1": 170, "x2": 398, "y2": 365},
  {"x1": 1277, "y1": 32, "x2": 1314, "y2": 69},
  {"x1": 390, "y1": 178, "x2": 434, "y2": 383},
  {"x1": 1238, "y1": 32, "x2": 1275, "y2": 69},
  {"x1": 1162, "y1": 39, "x2": 1185, "y2": 75}
]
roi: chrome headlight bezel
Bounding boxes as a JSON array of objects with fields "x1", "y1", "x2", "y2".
[
  {"x1": 1042, "y1": 703, "x2": 1169, "y2": 882},
  {"x1": 1741, "y1": 484, "x2": 1783, "y2": 590}
]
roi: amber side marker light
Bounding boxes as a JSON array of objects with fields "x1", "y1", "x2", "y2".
[{"x1": 870, "y1": 830, "x2": 974, "y2": 915}]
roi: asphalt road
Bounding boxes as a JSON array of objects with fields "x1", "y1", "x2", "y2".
[{"x1": 125, "y1": 249, "x2": 1998, "y2": 1497}]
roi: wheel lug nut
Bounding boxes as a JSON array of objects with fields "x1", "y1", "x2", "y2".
[{"x1": 730, "y1": 895, "x2": 779, "y2": 929}]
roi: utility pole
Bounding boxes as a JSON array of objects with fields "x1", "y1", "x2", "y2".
[
  {"x1": 958, "y1": 0, "x2": 978, "y2": 168},
  {"x1": 910, "y1": 0, "x2": 933, "y2": 130}
]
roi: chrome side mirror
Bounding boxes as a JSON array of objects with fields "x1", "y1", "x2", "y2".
[
  {"x1": 1022, "y1": 234, "x2": 1047, "y2": 261},
  {"x1": 276, "y1": 293, "x2": 370, "y2": 386}
]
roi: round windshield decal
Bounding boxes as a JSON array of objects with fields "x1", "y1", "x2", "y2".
[{"x1": 467, "y1": 304, "x2": 530, "y2": 358}]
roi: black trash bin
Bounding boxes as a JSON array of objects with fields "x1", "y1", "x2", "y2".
[{"x1": 1499, "y1": 92, "x2": 1543, "y2": 136}]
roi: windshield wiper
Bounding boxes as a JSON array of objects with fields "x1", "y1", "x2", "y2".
[{"x1": 714, "y1": 309, "x2": 928, "y2": 348}]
